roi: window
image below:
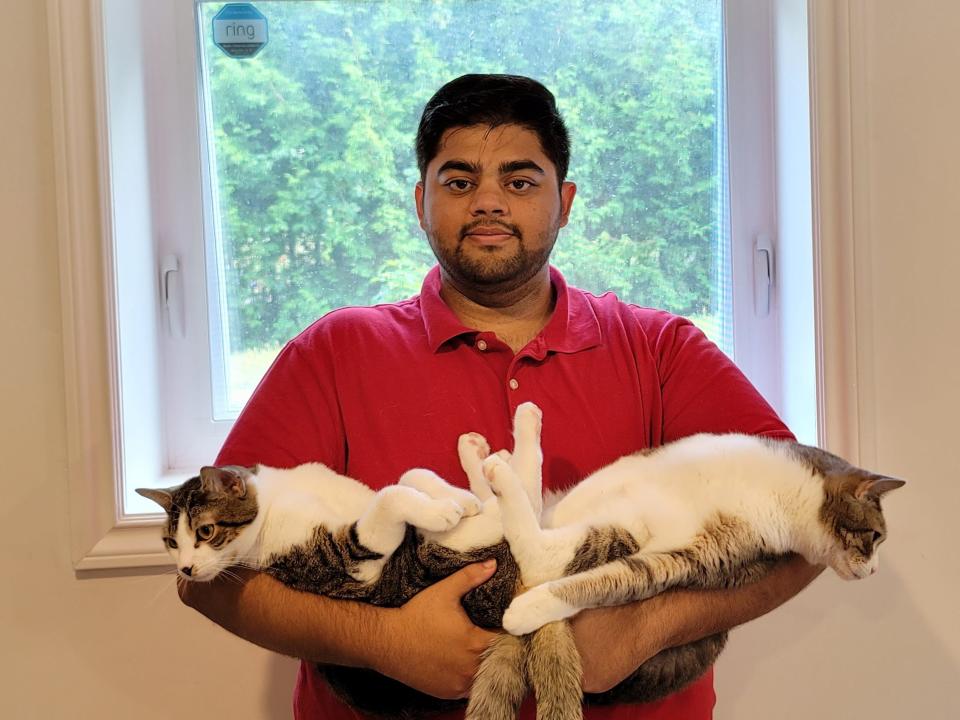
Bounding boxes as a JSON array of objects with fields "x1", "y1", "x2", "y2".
[
  {"x1": 53, "y1": 0, "x2": 819, "y2": 569},
  {"x1": 193, "y1": 0, "x2": 736, "y2": 430}
]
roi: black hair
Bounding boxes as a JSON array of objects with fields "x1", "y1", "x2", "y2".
[{"x1": 415, "y1": 74, "x2": 570, "y2": 183}]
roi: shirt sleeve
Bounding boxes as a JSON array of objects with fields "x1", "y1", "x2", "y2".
[
  {"x1": 635, "y1": 308, "x2": 795, "y2": 443},
  {"x1": 215, "y1": 328, "x2": 347, "y2": 471}
]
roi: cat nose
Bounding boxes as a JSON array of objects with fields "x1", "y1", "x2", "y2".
[{"x1": 181, "y1": 566, "x2": 193, "y2": 577}]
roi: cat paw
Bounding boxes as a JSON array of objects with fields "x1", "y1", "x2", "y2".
[
  {"x1": 483, "y1": 455, "x2": 528, "y2": 504},
  {"x1": 398, "y1": 469, "x2": 482, "y2": 517},
  {"x1": 458, "y1": 432, "x2": 491, "y2": 462},
  {"x1": 414, "y1": 498, "x2": 467, "y2": 532},
  {"x1": 501, "y1": 585, "x2": 578, "y2": 636},
  {"x1": 482, "y1": 454, "x2": 516, "y2": 498},
  {"x1": 444, "y1": 486, "x2": 482, "y2": 517},
  {"x1": 513, "y1": 402, "x2": 543, "y2": 433},
  {"x1": 459, "y1": 433, "x2": 495, "y2": 501}
]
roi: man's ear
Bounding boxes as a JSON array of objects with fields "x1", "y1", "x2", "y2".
[
  {"x1": 414, "y1": 181, "x2": 426, "y2": 230},
  {"x1": 558, "y1": 181, "x2": 577, "y2": 228}
]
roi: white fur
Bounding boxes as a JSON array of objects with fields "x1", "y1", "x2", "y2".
[
  {"x1": 544, "y1": 434, "x2": 832, "y2": 558},
  {"x1": 494, "y1": 433, "x2": 850, "y2": 634},
  {"x1": 168, "y1": 462, "x2": 486, "y2": 583}
]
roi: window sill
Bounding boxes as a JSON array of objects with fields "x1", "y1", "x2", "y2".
[{"x1": 75, "y1": 521, "x2": 172, "y2": 571}]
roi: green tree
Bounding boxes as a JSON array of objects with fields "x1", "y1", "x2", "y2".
[{"x1": 201, "y1": 0, "x2": 722, "y2": 350}]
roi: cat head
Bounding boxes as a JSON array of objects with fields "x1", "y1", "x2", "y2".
[
  {"x1": 793, "y1": 444, "x2": 905, "y2": 579},
  {"x1": 136, "y1": 466, "x2": 259, "y2": 581}
]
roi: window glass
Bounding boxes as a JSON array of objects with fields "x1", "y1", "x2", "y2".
[{"x1": 197, "y1": 0, "x2": 730, "y2": 418}]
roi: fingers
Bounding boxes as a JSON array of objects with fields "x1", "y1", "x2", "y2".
[{"x1": 436, "y1": 559, "x2": 498, "y2": 599}]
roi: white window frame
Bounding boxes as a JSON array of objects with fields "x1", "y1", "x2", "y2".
[{"x1": 52, "y1": 0, "x2": 859, "y2": 571}]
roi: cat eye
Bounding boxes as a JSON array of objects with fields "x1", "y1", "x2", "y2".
[
  {"x1": 196, "y1": 524, "x2": 216, "y2": 541},
  {"x1": 166, "y1": 538, "x2": 178, "y2": 549}
]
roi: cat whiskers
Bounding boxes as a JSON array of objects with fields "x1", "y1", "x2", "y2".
[
  {"x1": 218, "y1": 568, "x2": 247, "y2": 585},
  {"x1": 143, "y1": 568, "x2": 181, "y2": 609},
  {"x1": 203, "y1": 559, "x2": 258, "y2": 585}
]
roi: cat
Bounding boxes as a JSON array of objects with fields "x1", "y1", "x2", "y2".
[
  {"x1": 468, "y1": 424, "x2": 904, "y2": 720},
  {"x1": 137, "y1": 403, "x2": 545, "y2": 720},
  {"x1": 138, "y1": 403, "x2": 903, "y2": 720},
  {"x1": 138, "y1": 403, "x2": 729, "y2": 718}
]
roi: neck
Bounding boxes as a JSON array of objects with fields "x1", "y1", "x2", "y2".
[
  {"x1": 224, "y1": 475, "x2": 273, "y2": 568},
  {"x1": 782, "y1": 475, "x2": 833, "y2": 563},
  {"x1": 245, "y1": 469, "x2": 331, "y2": 565},
  {"x1": 440, "y1": 265, "x2": 555, "y2": 352}
]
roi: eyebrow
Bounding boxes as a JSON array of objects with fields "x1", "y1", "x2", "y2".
[{"x1": 436, "y1": 159, "x2": 546, "y2": 177}]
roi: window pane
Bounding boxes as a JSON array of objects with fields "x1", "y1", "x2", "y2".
[{"x1": 197, "y1": 0, "x2": 730, "y2": 419}]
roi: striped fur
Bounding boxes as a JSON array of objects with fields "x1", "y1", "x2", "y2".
[{"x1": 138, "y1": 406, "x2": 904, "y2": 720}]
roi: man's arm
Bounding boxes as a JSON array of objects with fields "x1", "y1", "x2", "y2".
[
  {"x1": 179, "y1": 561, "x2": 499, "y2": 700},
  {"x1": 571, "y1": 554, "x2": 823, "y2": 693}
]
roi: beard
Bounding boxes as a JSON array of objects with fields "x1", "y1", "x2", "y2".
[{"x1": 428, "y1": 219, "x2": 557, "y2": 292}]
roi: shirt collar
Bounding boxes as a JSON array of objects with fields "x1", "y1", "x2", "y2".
[
  {"x1": 540, "y1": 266, "x2": 602, "y2": 355},
  {"x1": 419, "y1": 265, "x2": 601, "y2": 355},
  {"x1": 420, "y1": 265, "x2": 475, "y2": 351}
]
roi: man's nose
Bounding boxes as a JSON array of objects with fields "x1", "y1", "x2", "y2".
[{"x1": 470, "y1": 180, "x2": 507, "y2": 215}]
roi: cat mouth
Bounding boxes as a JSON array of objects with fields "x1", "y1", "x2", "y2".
[
  {"x1": 179, "y1": 568, "x2": 217, "y2": 582},
  {"x1": 832, "y1": 562, "x2": 858, "y2": 580}
]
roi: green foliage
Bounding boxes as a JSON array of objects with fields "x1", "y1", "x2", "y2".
[{"x1": 201, "y1": 0, "x2": 722, "y2": 350}]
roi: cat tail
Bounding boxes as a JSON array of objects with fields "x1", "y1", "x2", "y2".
[
  {"x1": 466, "y1": 634, "x2": 528, "y2": 720},
  {"x1": 527, "y1": 621, "x2": 583, "y2": 720}
]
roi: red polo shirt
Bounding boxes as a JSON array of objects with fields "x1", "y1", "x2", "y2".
[{"x1": 218, "y1": 265, "x2": 792, "y2": 719}]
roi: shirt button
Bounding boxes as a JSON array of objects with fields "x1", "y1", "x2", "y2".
[
  {"x1": 477, "y1": 339, "x2": 488, "y2": 351},
  {"x1": 508, "y1": 378, "x2": 519, "y2": 390}
]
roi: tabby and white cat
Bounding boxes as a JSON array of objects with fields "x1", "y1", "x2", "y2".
[
  {"x1": 137, "y1": 404, "x2": 546, "y2": 720},
  {"x1": 467, "y1": 418, "x2": 904, "y2": 720},
  {"x1": 139, "y1": 403, "x2": 903, "y2": 720}
]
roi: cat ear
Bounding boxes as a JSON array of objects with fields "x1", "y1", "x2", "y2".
[
  {"x1": 199, "y1": 466, "x2": 248, "y2": 498},
  {"x1": 135, "y1": 487, "x2": 174, "y2": 513},
  {"x1": 854, "y1": 475, "x2": 906, "y2": 500}
]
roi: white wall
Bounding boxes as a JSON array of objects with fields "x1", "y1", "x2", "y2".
[
  {"x1": 0, "y1": 1, "x2": 957, "y2": 718},
  {"x1": 0, "y1": 3, "x2": 296, "y2": 718},
  {"x1": 716, "y1": 1, "x2": 960, "y2": 717}
]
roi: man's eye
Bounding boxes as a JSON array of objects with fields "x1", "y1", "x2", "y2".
[
  {"x1": 509, "y1": 179, "x2": 533, "y2": 191},
  {"x1": 445, "y1": 179, "x2": 472, "y2": 191},
  {"x1": 196, "y1": 524, "x2": 216, "y2": 541}
]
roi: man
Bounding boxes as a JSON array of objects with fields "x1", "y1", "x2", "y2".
[{"x1": 180, "y1": 74, "x2": 821, "y2": 718}]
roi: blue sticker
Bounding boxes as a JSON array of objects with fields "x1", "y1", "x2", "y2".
[{"x1": 212, "y1": 3, "x2": 268, "y2": 59}]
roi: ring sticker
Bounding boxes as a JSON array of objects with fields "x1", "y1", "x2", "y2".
[{"x1": 212, "y1": 3, "x2": 268, "y2": 59}]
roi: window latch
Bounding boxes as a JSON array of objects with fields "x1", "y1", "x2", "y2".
[
  {"x1": 754, "y1": 234, "x2": 773, "y2": 317},
  {"x1": 161, "y1": 254, "x2": 185, "y2": 338}
]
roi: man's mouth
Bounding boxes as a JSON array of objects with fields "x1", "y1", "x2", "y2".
[{"x1": 461, "y1": 225, "x2": 518, "y2": 245}]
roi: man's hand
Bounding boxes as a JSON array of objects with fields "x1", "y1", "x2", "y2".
[
  {"x1": 371, "y1": 560, "x2": 500, "y2": 699},
  {"x1": 570, "y1": 555, "x2": 824, "y2": 694},
  {"x1": 571, "y1": 601, "x2": 666, "y2": 693}
]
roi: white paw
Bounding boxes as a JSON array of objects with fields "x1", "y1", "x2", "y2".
[
  {"x1": 501, "y1": 585, "x2": 578, "y2": 636},
  {"x1": 482, "y1": 455, "x2": 515, "y2": 498},
  {"x1": 398, "y1": 469, "x2": 483, "y2": 517},
  {"x1": 445, "y1": 487, "x2": 483, "y2": 517},
  {"x1": 458, "y1": 432, "x2": 491, "y2": 462},
  {"x1": 514, "y1": 401, "x2": 543, "y2": 431},
  {"x1": 414, "y1": 498, "x2": 466, "y2": 532}
]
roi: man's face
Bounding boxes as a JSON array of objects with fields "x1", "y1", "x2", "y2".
[{"x1": 415, "y1": 124, "x2": 576, "y2": 296}]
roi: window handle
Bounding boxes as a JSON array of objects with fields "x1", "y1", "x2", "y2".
[
  {"x1": 161, "y1": 254, "x2": 185, "y2": 338},
  {"x1": 754, "y1": 234, "x2": 773, "y2": 317}
]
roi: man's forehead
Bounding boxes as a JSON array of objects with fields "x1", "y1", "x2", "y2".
[{"x1": 434, "y1": 124, "x2": 552, "y2": 168}]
